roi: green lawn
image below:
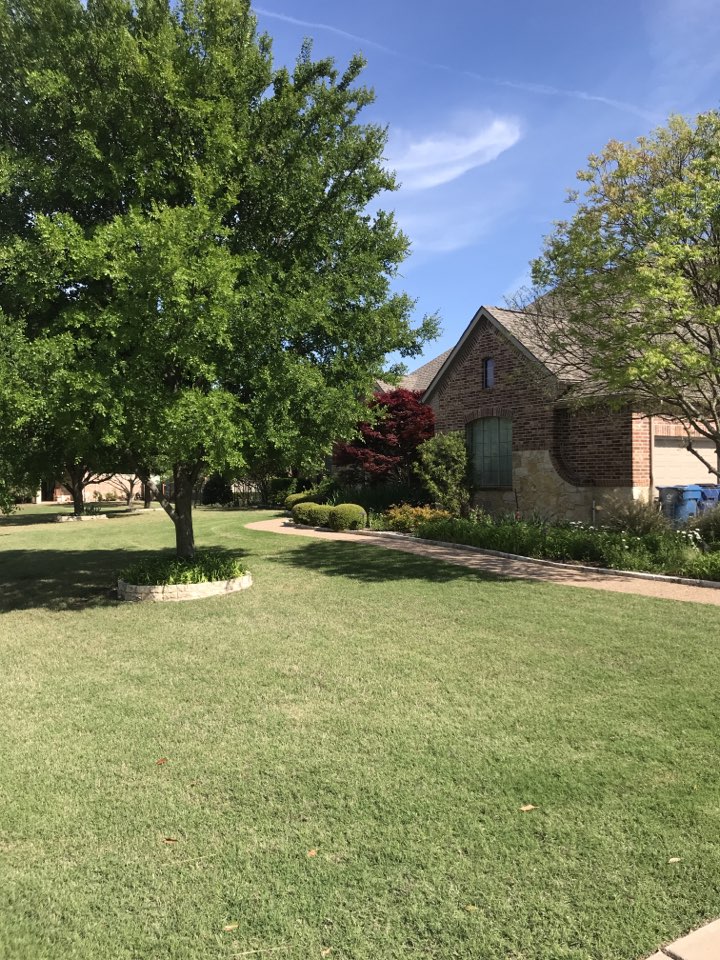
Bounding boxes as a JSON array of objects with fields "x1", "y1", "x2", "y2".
[{"x1": 1, "y1": 506, "x2": 720, "y2": 960}]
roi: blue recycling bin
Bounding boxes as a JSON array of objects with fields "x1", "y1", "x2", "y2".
[
  {"x1": 657, "y1": 486, "x2": 681, "y2": 520},
  {"x1": 675, "y1": 484, "x2": 703, "y2": 521},
  {"x1": 699, "y1": 484, "x2": 720, "y2": 512}
]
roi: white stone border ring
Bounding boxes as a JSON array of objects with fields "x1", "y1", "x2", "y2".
[{"x1": 118, "y1": 573, "x2": 253, "y2": 602}]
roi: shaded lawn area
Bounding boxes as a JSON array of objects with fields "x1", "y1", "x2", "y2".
[{"x1": 1, "y1": 508, "x2": 719, "y2": 960}]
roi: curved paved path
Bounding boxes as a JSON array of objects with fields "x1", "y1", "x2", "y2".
[{"x1": 245, "y1": 517, "x2": 720, "y2": 607}]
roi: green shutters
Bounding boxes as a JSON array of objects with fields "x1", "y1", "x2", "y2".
[{"x1": 466, "y1": 417, "x2": 513, "y2": 488}]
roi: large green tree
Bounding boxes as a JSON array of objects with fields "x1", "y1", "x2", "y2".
[
  {"x1": 0, "y1": 0, "x2": 435, "y2": 554},
  {"x1": 521, "y1": 111, "x2": 720, "y2": 477}
]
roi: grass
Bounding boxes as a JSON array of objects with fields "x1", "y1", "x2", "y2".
[{"x1": 1, "y1": 506, "x2": 720, "y2": 960}]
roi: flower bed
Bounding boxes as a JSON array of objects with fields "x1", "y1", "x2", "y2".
[
  {"x1": 118, "y1": 551, "x2": 251, "y2": 602},
  {"x1": 414, "y1": 515, "x2": 720, "y2": 582}
]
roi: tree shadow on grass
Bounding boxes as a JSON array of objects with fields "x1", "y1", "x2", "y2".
[
  {"x1": 0, "y1": 506, "x2": 132, "y2": 527},
  {"x1": 0, "y1": 512, "x2": 69, "y2": 527},
  {"x1": 270, "y1": 538, "x2": 508, "y2": 585},
  {"x1": 0, "y1": 545, "x2": 249, "y2": 613}
]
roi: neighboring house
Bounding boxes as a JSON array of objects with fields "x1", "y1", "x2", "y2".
[
  {"x1": 41, "y1": 475, "x2": 141, "y2": 504},
  {"x1": 420, "y1": 305, "x2": 716, "y2": 521}
]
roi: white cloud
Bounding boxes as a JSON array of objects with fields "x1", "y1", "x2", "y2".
[{"x1": 388, "y1": 116, "x2": 521, "y2": 191}]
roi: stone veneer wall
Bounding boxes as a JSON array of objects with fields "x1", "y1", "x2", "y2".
[
  {"x1": 428, "y1": 315, "x2": 650, "y2": 521},
  {"x1": 473, "y1": 451, "x2": 644, "y2": 522}
]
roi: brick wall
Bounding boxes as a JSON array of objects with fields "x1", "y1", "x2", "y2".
[{"x1": 431, "y1": 317, "x2": 642, "y2": 489}]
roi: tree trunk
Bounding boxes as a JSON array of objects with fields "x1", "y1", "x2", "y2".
[
  {"x1": 173, "y1": 473, "x2": 195, "y2": 560},
  {"x1": 143, "y1": 482, "x2": 152, "y2": 509},
  {"x1": 65, "y1": 467, "x2": 86, "y2": 516},
  {"x1": 125, "y1": 474, "x2": 138, "y2": 507}
]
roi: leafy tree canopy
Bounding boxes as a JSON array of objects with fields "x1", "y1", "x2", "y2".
[
  {"x1": 521, "y1": 111, "x2": 720, "y2": 475},
  {"x1": 0, "y1": 0, "x2": 437, "y2": 551}
]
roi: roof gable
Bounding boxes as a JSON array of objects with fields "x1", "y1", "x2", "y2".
[{"x1": 422, "y1": 305, "x2": 574, "y2": 402}]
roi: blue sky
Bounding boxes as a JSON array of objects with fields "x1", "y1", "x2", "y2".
[{"x1": 253, "y1": 0, "x2": 720, "y2": 366}]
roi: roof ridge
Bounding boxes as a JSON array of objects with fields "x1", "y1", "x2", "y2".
[{"x1": 486, "y1": 304, "x2": 528, "y2": 315}]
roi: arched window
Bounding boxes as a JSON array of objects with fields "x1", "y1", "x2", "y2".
[{"x1": 466, "y1": 417, "x2": 513, "y2": 488}]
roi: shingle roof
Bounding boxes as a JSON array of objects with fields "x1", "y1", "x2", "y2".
[
  {"x1": 422, "y1": 304, "x2": 585, "y2": 402},
  {"x1": 399, "y1": 349, "x2": 453, "y2": 392},
  {"x1": 485, "y1": 307, "x2": 577, "y2": 381}
]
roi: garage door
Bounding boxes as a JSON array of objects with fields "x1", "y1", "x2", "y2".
[{"x1": 653, "y1": 436, "x2": 717, "y2": 487}]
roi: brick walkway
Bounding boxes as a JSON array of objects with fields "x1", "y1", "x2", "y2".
[{"x1": 245, "y1": 517, "x2": 720, "y2": 606}]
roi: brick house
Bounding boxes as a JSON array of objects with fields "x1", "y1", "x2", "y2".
[{"x1": 420, "y1": 305, "x2": 716, "y2": 521}]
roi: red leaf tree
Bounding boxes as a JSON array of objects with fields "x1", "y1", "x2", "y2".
[{"x1": 333, "y1": 389, "x2": 435, "y2": 484}]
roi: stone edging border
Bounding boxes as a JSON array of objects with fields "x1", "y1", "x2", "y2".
[
  {"x1": 350, "y1": 529, "x2": 720, "y2": 591},
  {"x1": 118, "y1": 573, "x2": 252, "y2": 602},
  {"x1": 56, "y1": 514, "x2": 108, "y2": 522}
]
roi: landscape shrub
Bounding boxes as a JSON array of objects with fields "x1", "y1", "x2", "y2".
[
  {"x1": 328, "y1": 504, "x2": 367, "y2": 531},
  {"x1": 268, "y1": 476, "x2": 296, "y2": 504},
  {"x1": 599, "y1": 494, "x2": 670, "y2": 535},
  {"x1": 414, "y1": 431, "x2": 471, "y2": 514},
  {"x1": 381, "y1": 503, "x2": 452, "y2": 533},
  {"x1": 415, "y1": 515, "x2": 718, "y2": 580},
  {"x1": 285, "y1": 489, "x2": 315, "y2": 510},
  {"x1": 329, "y1": 480, "x2": 425, "y2": 513},
  {"x1": 690, "y1": 505, "x2": 720, "y2": 549},
  {"x1": 120, "y1": 550, "x2": 246, "y2": 586},
  {"x1": 284, "y1": 477, "x2": 336, "y2": 510},
  {"x1": 202, "y1": 473, "x2": 234, "y2": 506},
  {"x1": 292, "y1": 502, "x2": 333, "y2": 526}
]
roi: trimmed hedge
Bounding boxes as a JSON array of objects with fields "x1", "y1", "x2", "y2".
[
  {"x1": 328, "y1": 503, "x2": 367, "y2": 531},
  {"x1": 284, "y1": 477, "x2": 337, "y2": 510},
  {"x1": 292, "y1": 502, "x2": 333, "y2": 527},
  {"x1": 285, "y1": 489, "x2": 318, "y2": 510},
  {"x1": 292, "y1": 501, "x2": 367, "y2": 531}
]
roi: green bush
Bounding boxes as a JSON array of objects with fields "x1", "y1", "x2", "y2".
[
  {"x1": 292, "y1": 502, "x2": 333, "y2": 526},
  {"x1": 284, "y1": 477, "x2": 336, "y2": 510},
  {"x1": 292, "y1": 501, "x2": 366, "y2": 530},
  {"x1": 690, "y1": 505, "x2": 720, "y2": 549},
  {"x1": 414, "y1": 432, "x2": 470, "y2": 514},
  {"x1": 328, "y1": 503, "x2": 367, "y2": 531},
  {"x1": 330, "y1": 480, "x2": 426, "y2": 513},
  {"x1": 120, "y1": 550, "x2": 246, "y2": 586},
  {"x1": 268, "y1": 476, "x2": 296, "y2": 504},
  {"x1": 285, "y1": 489, "x2": 317, "y2": 510},
  {"x1": 202, "y1": 473, "x2": 234, "y2": 506},
  {"x1": 380, "y1": 503, "x2": 452, "y2": 533},
  {"x1": 599, "y1": 494, "x2": 670, "y2": 535}
]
